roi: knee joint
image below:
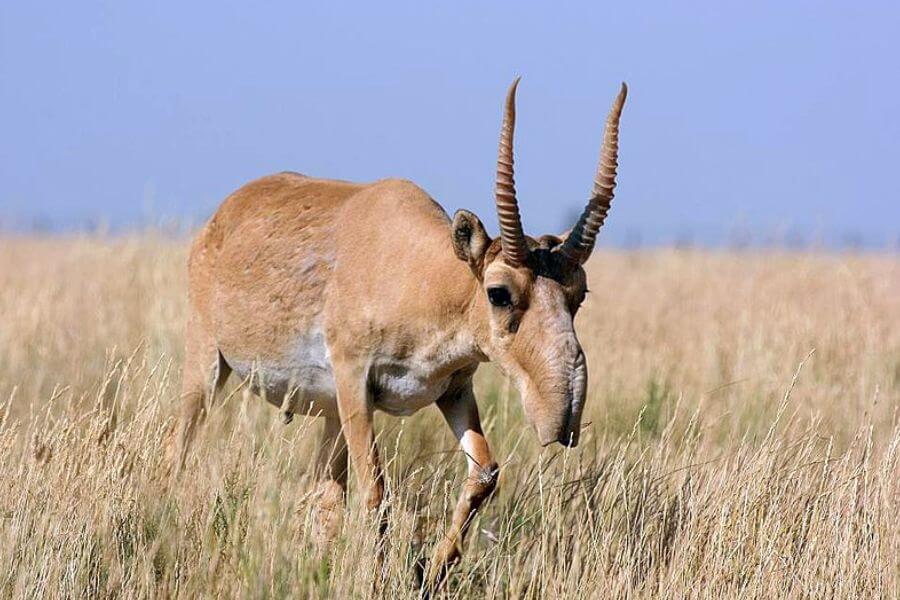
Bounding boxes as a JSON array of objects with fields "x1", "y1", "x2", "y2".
[{"x1": 467, "y1": 462, "x2": 499, "y2": 502}]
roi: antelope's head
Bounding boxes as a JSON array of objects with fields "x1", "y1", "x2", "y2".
[{"x1": 452, "y1": 78, "x2": 627, "y2": 448}]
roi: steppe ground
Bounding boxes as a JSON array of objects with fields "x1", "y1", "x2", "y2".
[{"x1": 0, "y1": 235, "x2": 897, "y2": 598}]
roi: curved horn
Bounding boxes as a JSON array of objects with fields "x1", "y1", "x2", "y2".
[
  {"x1": 494, "y1": 77, "x2": 528, "y2": 266},
  {"x1": 560, "y1": 82, "x2": 628, "y2": 265}
]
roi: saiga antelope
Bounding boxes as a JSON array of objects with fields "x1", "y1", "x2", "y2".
[{"x1": 176, "y1": 78, "x2": 627, "y2": 588}]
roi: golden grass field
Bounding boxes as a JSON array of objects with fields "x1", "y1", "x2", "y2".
[{"x1": 0, "y1": 235, "x2": 898, "y2": 598}]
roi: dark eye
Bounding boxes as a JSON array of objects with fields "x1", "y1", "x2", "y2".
[{"x1": 487, "y1": 286, "x2": 512, "y2": 308}]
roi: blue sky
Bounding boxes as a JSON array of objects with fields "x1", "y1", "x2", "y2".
[{"x1": 1, "y1": 2, "x2": 898, "y2": 247}]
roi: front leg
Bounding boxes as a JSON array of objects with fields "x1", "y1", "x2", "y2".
[
  {"x1": 425, "y1": 377, "x2": 499, "y2": 590},
  {"x1": 332, "y1": 361, "x2": 388, "y2": 585},
  {"x1": 333, "y1": 362, "x2": 384, "y2": 513}
]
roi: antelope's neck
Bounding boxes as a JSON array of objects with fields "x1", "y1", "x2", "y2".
[{"x1": 423, "y1": 255, "x2": 490, "y2": 367}]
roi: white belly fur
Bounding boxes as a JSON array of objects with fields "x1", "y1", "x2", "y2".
[
  {"x1": 224, "y1": 327, "x2": 455, "y2": 417},
  {"x1": 370, "y1": 359, "x2": 452, "y2": 416},
  {"x1": 225, "y1": 328, "x2": 337, "y2": 414}
]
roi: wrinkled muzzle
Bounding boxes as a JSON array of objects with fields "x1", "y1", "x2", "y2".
[{"x1": 519, "y1": 344, "x2": 588, "y2": 448}]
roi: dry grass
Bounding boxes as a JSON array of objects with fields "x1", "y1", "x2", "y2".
[{"x1": 0, "y1": 234, "x2": 898, "y2": 598}]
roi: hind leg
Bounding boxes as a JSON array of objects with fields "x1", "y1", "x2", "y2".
[{"x1": 174, "y1": 318, "x2": 231, "y2": 472}]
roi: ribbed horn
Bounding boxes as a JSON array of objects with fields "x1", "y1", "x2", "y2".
[
  {"x1": 559, "y1": 82, "x2": 627, "y2": 265},
  {"x1": 494, "y1": 77, "x2": 528, "y2": 266}
]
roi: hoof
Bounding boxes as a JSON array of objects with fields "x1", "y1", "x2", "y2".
[{"x1": 423, "y1": 539, "x2": 461, "y2": 593}]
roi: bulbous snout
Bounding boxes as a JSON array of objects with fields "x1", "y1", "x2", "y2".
[{"x1": 528, "y1": 348, "x2": 588, "y2": 448}]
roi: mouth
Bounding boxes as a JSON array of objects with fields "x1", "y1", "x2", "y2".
[
  {"x1": 537, "y1": 405, "x2": 582, "y2": 448},
  {"x1": 558, "y1": 428, "x2": 579, "y2": 447},
  {"x1": 552, "y1": 410, "x2": 579, "y2": 447},
  {"x1": 540, "y1": 432, "x2": 577, "y2": 448},
  {"x1": 537, "y1": 401, "x2": 577, "y2": 447}
]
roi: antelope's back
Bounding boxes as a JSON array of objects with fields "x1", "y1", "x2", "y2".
[{"x1": 188, "y1": 172, "x2": 366, "y2": 367}]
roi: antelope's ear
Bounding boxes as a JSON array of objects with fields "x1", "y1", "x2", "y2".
[{"x1": 451, "y1": 209, "x2": 490, "y2": 273}]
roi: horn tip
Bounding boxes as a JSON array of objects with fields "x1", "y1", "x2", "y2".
[{"x1": 619, "y1": 82, "x2": 628, "y2": 100}]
